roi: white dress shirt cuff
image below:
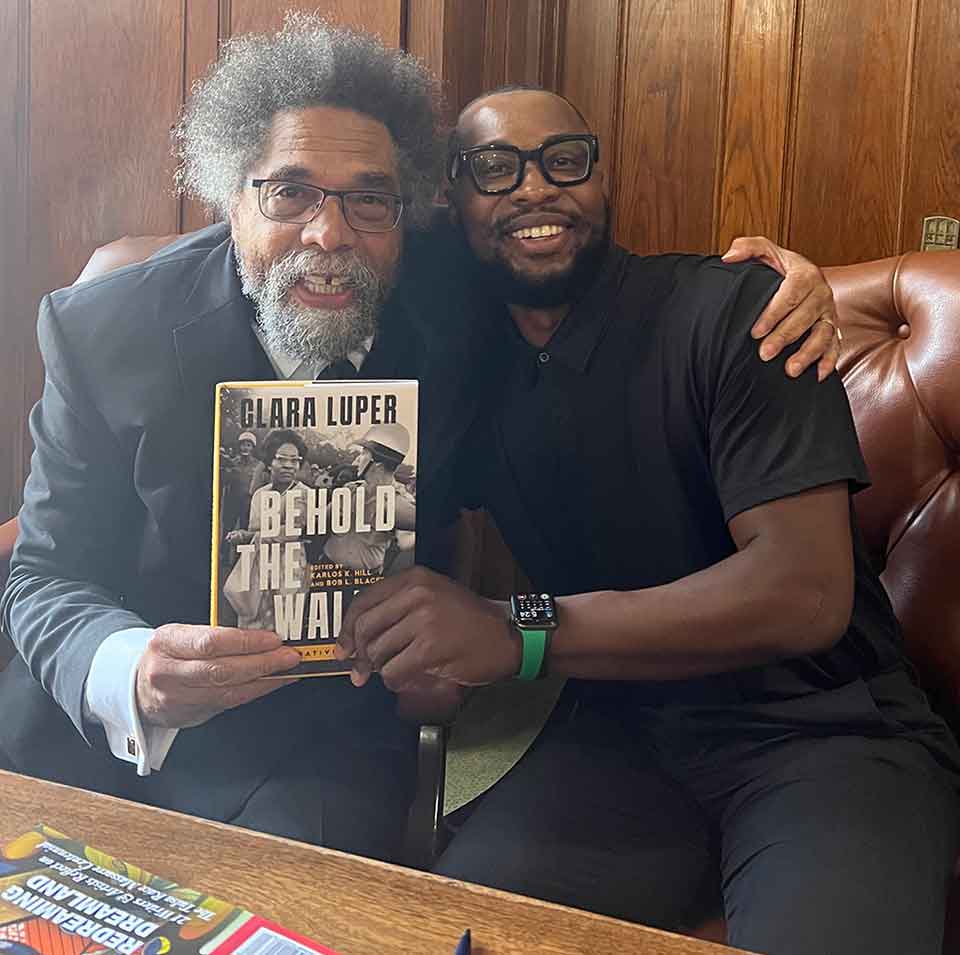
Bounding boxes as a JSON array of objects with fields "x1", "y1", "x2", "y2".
[{"x1": 83, "y1": 627, "x2": 179, "y2": 776}]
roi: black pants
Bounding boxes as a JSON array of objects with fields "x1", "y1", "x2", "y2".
[
  {"x1": 125, "y1": 676, "x2": 417, "y2": 863},
  {"x1": 434, "y1": 672, "x2": 960, "y2": 955},
  {"x1": 0, "y1": 669, "x2": 417, "y2": 865}
]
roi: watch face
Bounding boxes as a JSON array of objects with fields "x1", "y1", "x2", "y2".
[{"x1": 511, "y1": 592, "x2": 558, "y2": 629}]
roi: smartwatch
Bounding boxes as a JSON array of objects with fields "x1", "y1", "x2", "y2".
[{"x1": 509, "y1": 592, "x2": 558, "y2": 681}]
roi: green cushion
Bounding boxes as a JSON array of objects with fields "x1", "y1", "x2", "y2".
[{"x1": 443, "y1": 676, "x2": 565, "y2": 815}]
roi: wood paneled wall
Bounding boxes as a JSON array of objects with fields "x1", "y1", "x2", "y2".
[
  {"x1": 471, "y1": 0, "x2": 959, "y2": 262},
  {"x1": 2, "y1": 0, "x2": 958, "y2": 522},
  {"x1": 786, "y1": 0, "x2": 915, "y2": 263}
]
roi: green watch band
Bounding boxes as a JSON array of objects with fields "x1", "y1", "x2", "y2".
[{"x1": 515, "y1": 627, "x2": 549, "y2": 681}]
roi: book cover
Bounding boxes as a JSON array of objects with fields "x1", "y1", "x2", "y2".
[
  {"x1": 0, "y1": 825, "x2": 339, "y2": 955},
  {"x1": 211, "y1": 379, "x2": 418, "y2": 678}
]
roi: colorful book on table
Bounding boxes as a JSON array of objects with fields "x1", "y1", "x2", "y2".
[{"x1": 0, "y1": 825, "x2": 338, "y2": 955}]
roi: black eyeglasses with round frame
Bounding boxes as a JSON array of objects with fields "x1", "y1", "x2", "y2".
[
  {"x1": 448, "y1": 134, "x2": 600, "y2": 196},
  {"x1": 249, "y1": 179, "x2": 404, "y2": 233}
]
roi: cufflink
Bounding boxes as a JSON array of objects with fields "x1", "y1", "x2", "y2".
[{"x1": 126, "y1": 736, "x2": 138, "y2": 757}]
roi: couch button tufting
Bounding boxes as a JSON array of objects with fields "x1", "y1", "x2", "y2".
[{"x1": 897, "y1": 323, "x2": 911, "y2": 339}]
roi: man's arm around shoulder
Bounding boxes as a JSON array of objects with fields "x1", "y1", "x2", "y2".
[{"x1": 545, "y1": 484, "x2": 854, "y2": 680}]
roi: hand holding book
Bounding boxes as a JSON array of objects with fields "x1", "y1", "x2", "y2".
[
  {"x1": 336, "y1": 566, "x2": 521, "y2": 691},
  {"x1": 136, "y1": 625, "x2": 301, "y2": 729}
]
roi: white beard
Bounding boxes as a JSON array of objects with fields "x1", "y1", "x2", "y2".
[{"x1": 237, "y1": 248, "x2": 386, "y2": 364}]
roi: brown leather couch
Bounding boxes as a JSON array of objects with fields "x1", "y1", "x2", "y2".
[
  {"x1": 2, "y1": 250, "x2": 959, "y2": 948},
  {"x1": 829, "y1": 251, "x2": 960, "y2": 954},
  {"x1": 829, "y1": 252, "x2": 960, "y2": 728}
]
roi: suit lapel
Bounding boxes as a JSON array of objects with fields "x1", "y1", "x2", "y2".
[
  {"x1": 153, "y1": 243, "x2": 274, "y2": 589},
  {"x1": 172, "y1": 239, "x2": 273, "y2": 396}
]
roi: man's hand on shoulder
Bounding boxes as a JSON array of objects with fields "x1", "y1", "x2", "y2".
[
  {"x1": 721, "y1": 236, "x2": 840, "y2": 382},
  {"x1": 136, "y1": 624, "x2": 301, "y2": 729}
]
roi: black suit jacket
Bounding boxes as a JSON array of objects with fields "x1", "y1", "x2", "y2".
[{"x1": 0, "y1": 224, "x2": 492, "y2": 797}]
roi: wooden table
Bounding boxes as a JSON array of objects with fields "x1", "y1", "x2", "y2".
[{"x1": 0, "y1": 769, "x2": 744, "y2": 955}]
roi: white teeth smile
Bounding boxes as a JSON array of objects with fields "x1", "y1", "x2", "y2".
[
  {"x1": 510, "y1": 224, "x2": 567, "y2": 240},
  {"x1": 300, "y1": 275, "x2": 349, "y2": 294}
]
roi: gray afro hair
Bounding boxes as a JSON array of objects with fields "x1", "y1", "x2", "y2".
[{"x1": 174, "y1": 12, "x2": 444, "y2": 227}]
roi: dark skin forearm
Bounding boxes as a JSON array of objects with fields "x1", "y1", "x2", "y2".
[
  {"x1": 548, "y1": 523, "x2": 842, "y2": 683},
  {"x1": 545, "y1": 484, "x2": 856, "y2": 681},
  {"x1": 338, "y1": 483, "x2": 856, "y2": 691}
]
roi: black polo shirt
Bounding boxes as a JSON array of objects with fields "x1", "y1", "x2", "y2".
[{"x1": 462, "y1": 245, "x2": 907, "y2": 706}]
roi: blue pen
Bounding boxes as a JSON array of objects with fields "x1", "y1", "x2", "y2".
[{"x1": 454, "y1": 929, "x2": 471, "y2": 955}]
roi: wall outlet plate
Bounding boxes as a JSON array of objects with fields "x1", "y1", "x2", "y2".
[{"x1": 920, "y1": 216, "x2": 960, "y2": 251}]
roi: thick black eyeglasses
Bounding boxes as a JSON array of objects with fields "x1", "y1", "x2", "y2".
[
  {"x1": 448, "y1": 134, "x2": 600, "y2": 195},
  {"x1": 250, "y1": 179, "x2": 404, "y2": 232}
]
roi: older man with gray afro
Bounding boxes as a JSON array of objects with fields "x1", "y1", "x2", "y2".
[
  {"x1": 176, "y1": 12, "x2": 443, "y2": 226},
  {"x1": 169, "y1": 13, "x2": 448, "y2": 368},
  {"x1": 1, "y1": 12, "x2": 474, "y2": 865}
]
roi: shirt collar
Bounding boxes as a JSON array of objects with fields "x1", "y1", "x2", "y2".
[
  {"x1": 528, "y1": 243, "x2": 631, "y2": 376},
  {"x1": 251, "y1": 321, "x2": 374, "y2": 379}
]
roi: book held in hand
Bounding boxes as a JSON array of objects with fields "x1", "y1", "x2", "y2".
[{"x1": 211, "y1": 379, "x2": 419, "y2": 678}]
